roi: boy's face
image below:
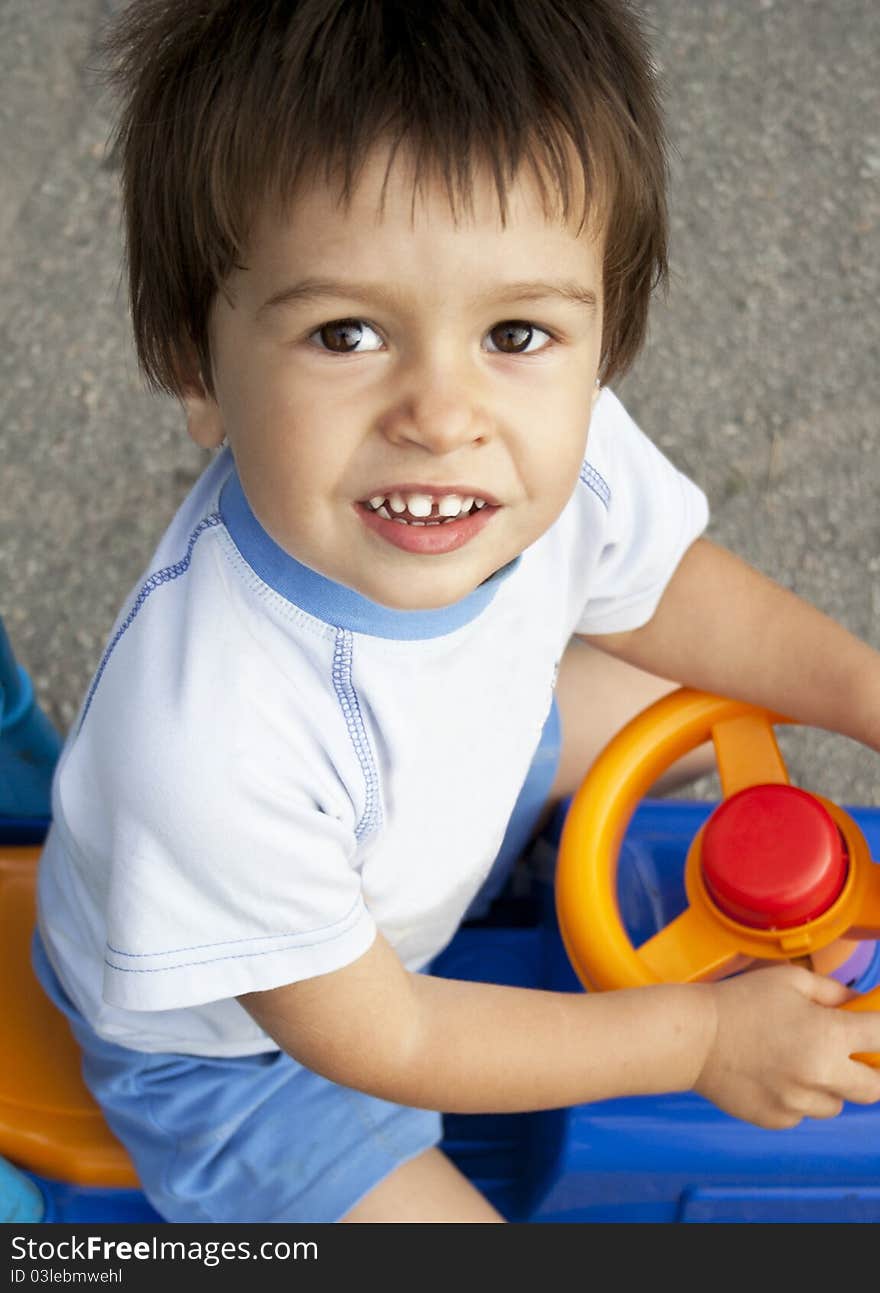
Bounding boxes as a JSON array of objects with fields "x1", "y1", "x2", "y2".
[{"x1": 188, "y1": 147, "x2": 605, "y2": 610}]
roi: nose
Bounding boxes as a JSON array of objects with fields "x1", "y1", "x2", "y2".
[{"x1": 377, "y1": 359, "x2": 492, "y2": 454}]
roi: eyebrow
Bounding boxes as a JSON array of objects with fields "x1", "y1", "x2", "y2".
[{"x1": 255, "y1": 276, "x2": 598, "y2": 319}]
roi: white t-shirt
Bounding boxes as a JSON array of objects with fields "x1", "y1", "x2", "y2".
[{"x1": 36, "y1": 390, "x2": 708, "y2": 1056}]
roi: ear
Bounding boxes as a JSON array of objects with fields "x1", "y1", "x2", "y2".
[{"x1": 181, "y1": 374, "x2": 226, "y2": 450}]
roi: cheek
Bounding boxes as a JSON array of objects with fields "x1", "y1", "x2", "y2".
[
  {"x1": 526, "y1": 408, "x2": 590, "y2": 487},
  {"x1": 517, "y1": 460, "x2": 582, "y2": 530},
  {"x1": 242, "y1": 364, "x2": 350, "y2": 454}
]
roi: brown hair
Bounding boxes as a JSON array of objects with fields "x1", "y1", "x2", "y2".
[{"x1": 100, "y1": 0, "x2": 668, "y2": 397}]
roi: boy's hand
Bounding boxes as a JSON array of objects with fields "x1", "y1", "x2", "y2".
[{"x1": 693, "y1": 965, "x2": 880, "y2": 1128}]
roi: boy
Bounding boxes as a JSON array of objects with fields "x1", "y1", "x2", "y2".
[{"x1": 34, "y1": 0, "x2": 880, "y2": 1223}]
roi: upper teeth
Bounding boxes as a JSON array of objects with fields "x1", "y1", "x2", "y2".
[{"x1": 366, "y1": 492, "x2": 487, "y2": 519}]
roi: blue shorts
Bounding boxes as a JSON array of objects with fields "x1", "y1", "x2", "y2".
[{"x1": 32, "y1": 700, "x2": 562, "y2": 1223}]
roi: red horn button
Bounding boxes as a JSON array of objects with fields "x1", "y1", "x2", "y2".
[{"x1": 701, "y1": 785, "x2": 848, "y2": 929}]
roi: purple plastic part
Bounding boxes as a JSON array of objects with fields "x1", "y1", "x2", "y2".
[{"x1": 828, "y1": 937, "x2": 877, "y2": 986}]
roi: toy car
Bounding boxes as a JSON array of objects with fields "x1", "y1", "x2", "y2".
[{"x1": 2, "y1": 618, "x2": 879, "y2": 1223}]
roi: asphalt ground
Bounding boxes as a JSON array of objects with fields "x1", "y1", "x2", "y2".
[{"x1": 1, "y1": 0, "x2": 878, "y2": 805}]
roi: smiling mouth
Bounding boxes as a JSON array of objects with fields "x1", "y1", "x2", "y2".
[
  {"x1": 361, "y1": 491, "x2": 490, "y2": 525},
  {"x1": 357, "y1": 488, "x2": 498, "y2": 556}
]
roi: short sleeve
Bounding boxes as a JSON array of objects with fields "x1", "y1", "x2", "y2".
[
  {"x1": 574, "y1": 390, "x2": 709, "y2": 635},
  {"x1": 88, "y1": 617, "x2": 379, "y2": 1013},
  {"x1": 101, "y1": 783, "x2": 377, "y2": 1013}
]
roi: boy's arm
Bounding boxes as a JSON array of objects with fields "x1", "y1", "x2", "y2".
[
  {"x1": 241, "y1": 932, "x2": 714, "y2": 1112},
  {"x1": 580, "y1": 536, "x2": 880, "y2": 753},
  {"x1": 239, "y1": 930, "x2": 880, "y2": 1125}
]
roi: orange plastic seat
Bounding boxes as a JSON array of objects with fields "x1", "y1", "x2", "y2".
[{"x1": 0, "y1": 847, "x2": 138, "y2": 1187}]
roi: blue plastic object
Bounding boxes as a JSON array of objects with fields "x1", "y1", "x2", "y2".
[
  {"x1": 15, "y1": 1173, "x2": 162, "y2": 1225},
  {"x1": 0, "y1": 620, "x2": 62, "y2": 820},
  {"x1": 0, "y1": 1156, "x2": 45, "y2": 1223}
]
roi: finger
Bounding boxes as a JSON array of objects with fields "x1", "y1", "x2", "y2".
[
  {"x1": 838, "y1": 1059, "x2": 880, "y2": 1106},
  {"x1": 847, "y1": 1039, "x2": 880, "y2": 1080},
  {"x1": 775, "y1": 1085, "x2": 845, "y2": 1123},
  {"x1": 802, "y1": 1093, "x2": 845, "y2": 1121},
  {"x1": 754, "y1": 1107, "x2": 803, "y2": 1132},
  {"x1": 801, "y1": 972, "x2": 859, "y2": 1008},
  {"x1": 848, "y1": 1015, "x2": 880, "y2": 1066}
]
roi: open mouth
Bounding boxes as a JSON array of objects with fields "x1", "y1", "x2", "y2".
[
  {"x1": 357, "y1": 488, "x2": 498, "y2": 554},
  {"x1": 362, "y1": 491, "x2": 489, "y2": 526}
]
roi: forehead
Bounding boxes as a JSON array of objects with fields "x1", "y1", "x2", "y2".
[{"x1": 242, "y1": 142, "x2": 606, "y2": 281}]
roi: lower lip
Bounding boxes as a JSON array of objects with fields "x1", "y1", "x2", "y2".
[{"x1": 357, "y1": 503, "x2": 498, "y2": 554}]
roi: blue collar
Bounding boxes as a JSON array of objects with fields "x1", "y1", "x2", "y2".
[{"x1": 219, "y1": 468, "x2": 520, "y2": 640}]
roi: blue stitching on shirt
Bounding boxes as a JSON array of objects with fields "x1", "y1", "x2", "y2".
[
  {"x1": 579, "y1": 460, "x2": 611, "y2": 509},
  {"x1": 332, "y1": 628, "x2": 382, "y2": 841},
  {"x1": 104, "y1": 928, "x2": 370, "y2": 974},
  {"x1": 105, "y1": 896, "x2": 363, "y2": 957},
  {"x1": 77, "y1": 512, "x2": 223, "y2": 731}
]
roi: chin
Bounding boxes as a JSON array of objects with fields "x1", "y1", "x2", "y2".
[
  {"x1": 370, "y1": 574, "x2": 478, "y2": 612},
  {"x1": 374, "y1": 588, "x2": 464, "y2": 612}
]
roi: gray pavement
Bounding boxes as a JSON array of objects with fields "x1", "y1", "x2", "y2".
[{"x1": 1, "y1": 0, "x2": 878, "y2": 804}]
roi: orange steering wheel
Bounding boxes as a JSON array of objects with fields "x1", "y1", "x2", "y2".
[{"x1": 555, "y1": 688, "x2": 880, "y2": 1066}]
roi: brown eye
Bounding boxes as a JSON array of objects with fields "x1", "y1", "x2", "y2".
[
  {"x1": 487, "y1": 321, "x2": 551, "y2": 354},
  {"x1": 317, "y1": 319, "x2": 364, "y2": 352}
]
